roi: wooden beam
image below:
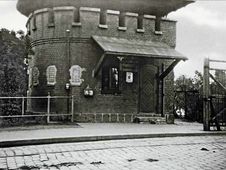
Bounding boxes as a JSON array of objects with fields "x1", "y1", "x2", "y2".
[
  {"x1": 203, "y1": 58, "x2": 211, "y2": 131},
  {"x1": 209, "y1": 59, "x2": 226, "y2": 63},
  {"x1": 210, "y1": 68, "x2": 226, "y2": 72},
  {"x1": 158, "y1": 59, "x2": 180, "y2": 80},
  {"x1": 92, "y1": 54, "x2": 106, "y2": 77},
  {"x1": 209, "y1": 73, "x2": 226, "y2": 92}
]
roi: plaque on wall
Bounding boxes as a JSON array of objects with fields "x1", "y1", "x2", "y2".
[
  {"x1": 32, "y1": 66, "x2": 39, "y2": 86},
  {"x1": 69, "y1": 65, "x2": 86, "y2": 86},
  {"x1": 46, "y1": 65, "x2": 57, "y2": 86}
]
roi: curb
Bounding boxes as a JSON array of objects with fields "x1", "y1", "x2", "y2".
[{"x1": 1, "y1": 132, "x2": 226, "y2": 148}]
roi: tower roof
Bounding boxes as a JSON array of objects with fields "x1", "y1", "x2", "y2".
[{"x1": 17, "y1": 0, "x2": 194, "y2": 17}]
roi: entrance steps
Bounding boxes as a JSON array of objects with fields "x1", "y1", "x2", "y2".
[{"x1": 133, "y1": 113, "x2": 166, "y2": 124}]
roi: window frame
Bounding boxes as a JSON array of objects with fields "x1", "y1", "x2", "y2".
[{"x1": 101, "y1": 58, "x2": 121, "y2": 95}]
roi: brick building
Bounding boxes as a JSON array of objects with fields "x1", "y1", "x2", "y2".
[{"x1": 17, "y1": 0, "x2": 193, "y2": 122}]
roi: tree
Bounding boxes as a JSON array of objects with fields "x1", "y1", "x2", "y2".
[{"x1": 0, "y1": 28, "x2": 27, "y2": 115}]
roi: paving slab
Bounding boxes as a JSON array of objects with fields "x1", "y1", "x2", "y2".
[{"x1": 0, "y1": 120, "x2": 225, "y2": 147}]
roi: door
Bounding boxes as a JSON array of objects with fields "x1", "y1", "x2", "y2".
[{"x1": 139, "y1": 64, "x2": 157, "y2": 113}]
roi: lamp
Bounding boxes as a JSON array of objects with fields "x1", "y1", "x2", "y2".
[{"x1": 65, "y1": 83, "x2": 70, "y2": 90}]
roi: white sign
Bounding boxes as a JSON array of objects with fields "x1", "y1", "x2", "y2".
[{"x1": 126, "y1": 72, "x2": 133, "y2": 83}]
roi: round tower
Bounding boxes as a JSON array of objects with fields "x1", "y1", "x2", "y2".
[{"x1": 17, "y1": 0, "x2": 193, "y2": 121}]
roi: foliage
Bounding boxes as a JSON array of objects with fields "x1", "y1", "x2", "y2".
[
  {"x1": 0, "y1": 28, "x2": 27, "y2": 116},
  {"x1": 174, "y1": 71, "x2": 203, "y2": 121}
]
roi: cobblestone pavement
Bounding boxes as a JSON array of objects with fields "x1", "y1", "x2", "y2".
[{"x1": 0, "y1": 136, "x2": 226, "y2": 170}]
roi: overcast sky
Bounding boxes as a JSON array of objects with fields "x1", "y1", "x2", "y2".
[{"x1": 0, "y1": 0, "x2": 225, "y2": 78}]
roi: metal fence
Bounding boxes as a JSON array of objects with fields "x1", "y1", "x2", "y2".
[{"x1": 0, "y1": 95, "x2": 75, "y2": 123}]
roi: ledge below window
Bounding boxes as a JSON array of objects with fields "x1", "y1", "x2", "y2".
[
  {"x1": 154, "y1": 31, "x2": 163, "y2": 35},
  {"x1": 118, "y1": 26, "x2": 127, "y2": 31},
  {"x1": 136, "y1": 28, "x2": 145, "y2": 33},
  {"x1": 47, "y1": 23, "x2": 55, "y2": 28},
  {"x1": 72, "y1": 22, "x2": 82, "y2": 27},
  {"x1": 98, "y1": 24, "x2": 108, "y2": 29}
]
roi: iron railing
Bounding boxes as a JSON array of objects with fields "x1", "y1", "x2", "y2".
[{"x1": 0, "y1": 95, "x2": 75, "y2": 123}]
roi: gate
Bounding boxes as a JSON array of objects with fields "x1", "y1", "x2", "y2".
[
  {"x1": 174, "y1": 90, "x2": 202, "y2": 122},
  {"x1": 203, "y1": 58, "x2": 226, "y2": 131}
]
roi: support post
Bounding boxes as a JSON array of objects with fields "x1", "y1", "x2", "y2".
[
  {"x1": 203, "y1": 58, "x2": 210, "y2": 131},
  {"x1": 22, "y1": 97, "x2": 25, "y2": 116},
  {"x1": 71, "y1": 95, "x2": 74, "y2": 122},
  {"x1": 161, "y1": 64, "x2": 165, "y2": 117},
  {"x1": 47, "y1": 93, "x2": 50, "y2": 123}
]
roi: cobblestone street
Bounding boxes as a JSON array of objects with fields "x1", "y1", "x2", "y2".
[{"x1": 0, "y1": 135, "x2": 225, "y2": 170}]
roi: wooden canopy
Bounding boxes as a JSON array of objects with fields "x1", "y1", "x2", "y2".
[{"x1": 92, "y1": 36, "x2": 187, "y2": 77}]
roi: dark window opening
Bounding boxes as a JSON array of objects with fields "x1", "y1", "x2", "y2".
[
  {"x1": 137, "y1": 14, "x2": 144, "y2": 30},
  {"x1": 155, "y1": 16, "x2": 161, "y2": 32},
  {"x1": 73, "y1": 8, "x2": 80, "y2": 23},
  {"x1": 32, "y1": 14, "x2": 37, "y2": 31},
  {"x1": 102, "y1": 59, "x2": 120, "y2": 94},
  {"x1": 99, "y1": 9, "x2": 107, "y2": 25},
  {"x1": 118, "y1": 11, "x2": 126, "y2": 28},
  {"x1": 48, "y1": 8, "x2": 55, "y2": 27},
  {"x1": 72, "y1": 8, "x2": 81, "y2": 27}
]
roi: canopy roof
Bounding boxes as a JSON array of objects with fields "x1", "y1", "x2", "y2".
[
  {"x1": 17, "y1": 0, "x2": 194, "y2": 17},
  {"x1": 92, "y1": 36, "x2": 187, "y2": 60},
  {"x1": 92, "y1": 36, "x2": 187, "y2": 77}
]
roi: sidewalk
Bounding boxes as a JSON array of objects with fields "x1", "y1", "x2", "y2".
[{"x1": 0, "y1": 120, "x2": 225, "y2": 147}]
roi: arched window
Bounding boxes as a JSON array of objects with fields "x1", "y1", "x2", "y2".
[
  {"x1": 69, "y1": 65, "x2": 86, "y2": 86},
  {"x1": 46, "y1": 65, "x2": 57, "y2": 86},
  {"x1": 32, "y1": 66, "x2": 39, "y2": 86}
]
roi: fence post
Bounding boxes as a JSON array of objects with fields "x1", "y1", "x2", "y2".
[
  {"x1": 71, "y1": 95, "x2": 74, "y2": 122},
  {"x1": 47, "y1": 93, "x2": 50, "y2": 123},
  {"x1": 22, "y1": 97, "x2": 25, "y2": 116},
  {"x1": 203, "y1": 58, "x2": 210, "y2": 131}
]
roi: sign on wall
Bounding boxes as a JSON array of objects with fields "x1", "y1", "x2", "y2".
[
  {"x1": 126, "y1": 72, "x2": 133, "y2": 83},
  {"x1": 46, "y1": 65, "x2": 57, "y2": 86},
  {"x1": 69, "y1": 65, "x2": 86, "y2": 86}
]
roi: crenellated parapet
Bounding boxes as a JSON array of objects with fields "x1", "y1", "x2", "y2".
[{"x1": 26, "y1": 7, "x2": 177, "y2": 47}]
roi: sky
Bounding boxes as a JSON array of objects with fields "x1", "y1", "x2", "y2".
[{"x1": 0, "y1": 0, "x2": 226, "y2": 78}]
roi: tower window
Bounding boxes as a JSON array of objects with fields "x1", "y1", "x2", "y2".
[
  {"x1": 137, "y1": 14, "x2": 145, "y2": 33},
  {"x1": 99, "y1": 9, "x2": 108, "y2": 29},
  {"x1": 155, "y1": 16, "x2": 162, "y2": 35},
  {"x1": 32, "y1": 14, "x2": 37, "y2": 31},
  {"x1": 72, "y1": 8, "x2": 81, "y2": 27},
  {"x1": 48, "y1": 8, "x2": 55, "y2": 27},
  {"x1": 118, "y1": 11, "x2": 127, "y2": 31}
]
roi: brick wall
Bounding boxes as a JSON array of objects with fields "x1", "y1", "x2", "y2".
[{"x1": 26, "y1": 7, "x2": 176, "y2": 121}]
